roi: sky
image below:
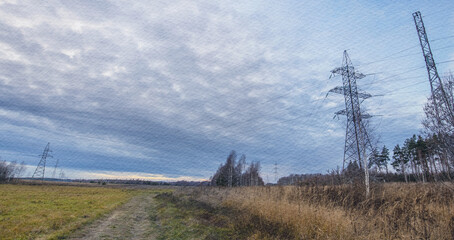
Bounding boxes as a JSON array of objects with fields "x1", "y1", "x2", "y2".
[{"x1": 0, "y1": 0, "x2": 453, "y2": 182}]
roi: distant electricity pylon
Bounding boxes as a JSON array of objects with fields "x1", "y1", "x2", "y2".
[
  {"x1": 32, "y1": 142, "x2": 52, "y2": 180},
  {"x1": 59, "y1": 168, "x2": 65, "y2": 179},
  {"x1": 51, "y1": 159, "x2": 59, "y2": 179},
  {"x1": 329, "y1": 50, "x2": 372, "y2": 196},
  {"x1": 413, "y1": 11, "x2": 454, "y2": 129},
  {"x1": 273, "y1": 162, "x2": 278, "y2": 183}
]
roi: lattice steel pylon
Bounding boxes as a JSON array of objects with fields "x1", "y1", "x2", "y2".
[
  {"x1": 51, "y1": 159, "x2": 59, "y2": 179},
  {"x1": 329, "y1": 50, "x2": 371, "y2": 195},
  {"x1": 32, "y1": 142, "x2": 52, "y2": 180},
  {"x1": 413, "y1": 11, "x2": 454, "y2": 130}
]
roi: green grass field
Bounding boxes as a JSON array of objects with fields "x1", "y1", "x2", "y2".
[
  {"x1": 151, "y1": 192, "x2": 239, "y2": 240},
  {"x1": 0, "y1": 183, "x2": 138, "y2": 240}
]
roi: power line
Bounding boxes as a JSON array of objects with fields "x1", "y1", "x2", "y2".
[
  {"x1": 361, "y1": 57, "x2": 454, "y2": 90},
  {"x1": 384, "y1": 88, "x2": 427, "y2": 96},
  {"x1": 384, "y1": 112, "x2": 426, "y2": 117},
  {"x1": 192, "y1": 70, "x2": 433, "y2": 137},
  {"x1": 361, "y1": 74, "x2": 426, "y2": 89},
  {"x1": 199, "y1": 98, "x2": 336, "y2": 137},
  {"x1": 380, "y1": 80, "x2": 428, "y2": 95},
  {"x1": 373, "y1": 102, "x2": 426, "y2": 111},
  {"x1": 437, "y1": 59, "x2": 454, "y2": 65},
  {"x1": 352, "y1": 34, "x2": 454, "y2": 68},
  {"x1": 360, "y1": 57, "x2": 454, "y2": 89},
  {"x1": 431, "y1": 35, "x2": 454, "y2": 42},
  {"x1": 356, "y1": 44, "x2": 454, "y2": 68},
  {"x1": 7, "y1": 56, "x2": 453, "y2": 146},
  {"x1": 422, "y1": 7, "x2": 454, "y2": 18},
  {"x1": 146, "y1": 80, "x2": 329, "y2": 142},
  {"x1": 355, "y1": 45, "x2": 420, "y2": 67}
]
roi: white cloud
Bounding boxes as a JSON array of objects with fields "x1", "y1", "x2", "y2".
[{"x1": 0, "y1": 0, "x2": 453, "y2": 178}]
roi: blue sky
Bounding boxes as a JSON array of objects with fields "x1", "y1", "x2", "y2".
[{"x1": 0, "y1": 0, "x2": 453, "y2": 182}]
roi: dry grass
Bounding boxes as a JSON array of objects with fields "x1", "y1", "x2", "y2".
[
  {"x1": 176, "y1": 183, "x2": 454, "y2": 239},
  {"x1": 177, "y1": 187, "x2": 355, "y2": 239},
  {"x1": 0, "y1": 184, "x2": 138, "y2": 240},
  {"x1": 288, "y1": 183, "x2": 454, "y2": 239}
]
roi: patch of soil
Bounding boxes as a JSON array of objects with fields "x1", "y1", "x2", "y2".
[{"x1": 68, "y1": 193, "x2": 156, "y2": 240}]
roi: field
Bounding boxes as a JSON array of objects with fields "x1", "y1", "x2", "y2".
[
  {"x1": 0, "y1": 183, "x2": 140, "y2": 240},
  {"x1": 2, "y1": 182, "x2": 454, "y2": 239},
  {"x1": 170, "y1": 183, "x2": 454, "y2": 239}
]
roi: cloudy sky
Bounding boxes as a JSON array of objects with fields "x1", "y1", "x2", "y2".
[{"x1": 0, "y1": 0, "x2": 453, "y2": 182}]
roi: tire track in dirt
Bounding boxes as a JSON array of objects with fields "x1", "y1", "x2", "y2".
[{"x1": 68, "y1": 192, "x2": 156, "y2": 240}]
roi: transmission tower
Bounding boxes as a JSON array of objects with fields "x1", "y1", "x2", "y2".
[
  {"x1": 32, "y1": 143, "x2": 52, "y2": 180},
  {"x1": 329, "y1": 50, "x2": 371, "y2": 196},
  {"x1": 413, "y1": 11, "x2": 454, "y2": 129},
  {"x1": 273, "y1": 162, "x2": 278, "y2": 183},
  {"x1": 51, "y1": 159, "x2": 59, "y2": 178},
  {"x1": 59, "y1": 168, "x2": 65, "y2": 179}
]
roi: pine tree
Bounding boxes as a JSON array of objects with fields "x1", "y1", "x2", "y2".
[
  {"x1": 368, "y1": 148, "x2": 380, "y2": 172},
  {"x1": 392, "y1": 144, "x2": 408, "y2": 182},
  {"x1": 379, "y1": 145, "x2": 390, "y2": 174}
]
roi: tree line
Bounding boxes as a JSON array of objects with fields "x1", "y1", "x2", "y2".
[
  {"x1": 210, "y1": 150, "x2": 264, "y2": 187},
  {"x1": 419, "y1": 73, "x2": 454, "y2": 181},
  {"x1": 361, "y1": 73, "x2": 454, "y2": 183},
  {"x1": 277, "y1": 132, "x2": 453, "y2": 185},
  {"x1": 390, "y1": 134, "x2": 452, "y2": 182}
]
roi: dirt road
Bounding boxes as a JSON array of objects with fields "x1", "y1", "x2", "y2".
[{"x1": 68, "y1": 192, "x2": 156, "y2": 240}]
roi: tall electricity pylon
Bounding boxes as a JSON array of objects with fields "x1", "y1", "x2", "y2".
[
  {"x1": 32, "y1": 143, "x2": 52, "y2": 180},
  {"x1": 329, "y1": 50, "x2": 371, "y2": 196},
  {"x1": 413, "y1": 11, "x2": 454, "y2": 130}
]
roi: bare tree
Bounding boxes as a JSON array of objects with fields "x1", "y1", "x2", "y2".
[
  {"x1": 0, "y1": 160, "x2": 25, "y2": 182},
  {"x1": 423, "y1": 73, "x2": 454, "y2": 174}
]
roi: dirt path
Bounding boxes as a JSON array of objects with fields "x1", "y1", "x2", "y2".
[{"x1": 68, "y1": 192, "x2": 157, "y2": 240}]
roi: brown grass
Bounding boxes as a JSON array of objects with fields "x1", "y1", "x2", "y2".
[{"x1": 175, "y1": 183, "x2": 454, "y2": 239}]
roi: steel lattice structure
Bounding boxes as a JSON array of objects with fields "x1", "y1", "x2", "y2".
[
  {"x1": 329, "y1": 51, "x2": 371, "y2": 195},
  {"x1": 413, "y1": 11, "x2": 454, "y2": 129},
  {"x1": 32, "y1": 142, "x2": 52, "y2": 180},
  {"x1": 330, "y1": 51, "x2": 372, "y2": 169}
]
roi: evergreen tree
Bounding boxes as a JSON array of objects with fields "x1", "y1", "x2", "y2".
[
  {"x1": 392, "y1": 144, "x2": 408, "y2": 182},
  {"x1": 368, "y1": 148, "x2": 380, "y2": 172},
  {"x1": 379, "y1": 145, "x2": 390, "y2": 173},
  {"x1": 415, "y1": 135, "x2": 429, "y2": 182}
]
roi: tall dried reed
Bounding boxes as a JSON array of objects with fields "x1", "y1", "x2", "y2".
[{"x1": 175, "y1": 183, "x2": 454, "y2": 239}]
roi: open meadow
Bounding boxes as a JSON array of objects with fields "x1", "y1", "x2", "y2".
[
  {"x1": 0, "y1": 182, "x2": 146, "y2": 240},
  {"x1": 1, "y1": 182, "x2": 454, "y2": 239},
  {"x1": 169, "y1": 183, "x2": 454, "y2": 239}
]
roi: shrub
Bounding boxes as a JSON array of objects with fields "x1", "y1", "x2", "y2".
[{"x1": 0, "y1": 160, "x2": 25, "y2": 183}]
